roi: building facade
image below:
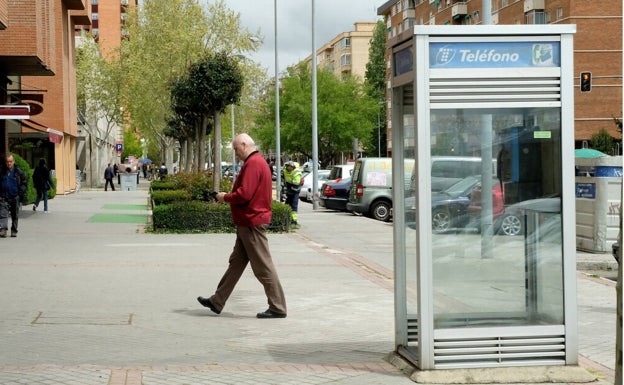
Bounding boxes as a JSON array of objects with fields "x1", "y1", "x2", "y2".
[
  {"x1": 0, "y1": 0, "x2": 90, "y2": 194},
  {"x1": 378, "y1": 0, "x2": 622, "y2": 155},
  {"x1": 308, "y1": 22, "x2": 376, "y2": 81}
]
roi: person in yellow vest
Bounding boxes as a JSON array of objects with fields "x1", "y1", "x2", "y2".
[{"x1": 283, "y1": 161, "x2": 302, "y2": 226}]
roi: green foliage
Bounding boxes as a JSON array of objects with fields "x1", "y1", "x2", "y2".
[
  {"x1": 153, "y1": 200, "x2": 233, "y2": 232},
  {"x1": 149, "y1": 172, "x2": 292, "y2": 233},
  {"x1": 151, "y1": 189, "x2": 192, "y2": 205},
  {"x1": 254, "y1": 65, "x2": 377, "y2": 165},
  {"x1": 121, "y1": 128, "x2": 143, "y2": 161},
  {"x1": 364, "y1": 20, "x2": 387, "y2": 157},
  {"x1": 10, "y1": 153, "x2": 35, "y2": 203},
  {"x1": 590, "y1": 128, "x2": 615, "y2": 154}
]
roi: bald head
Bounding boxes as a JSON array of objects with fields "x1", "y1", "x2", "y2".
[{"x1": 233, "y1": 133, "x2": 257, "y2": 161}]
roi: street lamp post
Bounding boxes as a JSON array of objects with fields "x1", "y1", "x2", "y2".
[{"x1": 274, "y1": 0, "x2": 281, "y2": 201}]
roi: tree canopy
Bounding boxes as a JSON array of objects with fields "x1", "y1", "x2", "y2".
[{"x1": 254, "y1": 64, "x2": 378, "y2": 166}]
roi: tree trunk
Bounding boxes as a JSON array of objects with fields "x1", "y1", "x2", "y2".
[{"x1": 213, "y1": 112, "x2": 222, "y2": 192}]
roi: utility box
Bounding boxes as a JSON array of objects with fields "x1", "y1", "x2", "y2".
[
  {"x1": 575, "y1": 156, "x2": 622, "y2": 252},
  {"x1": 120, "y1": 173, "x2": 138, "y2": 191},
  {"x1": 390, "y1": 25, "x2": 578, "y2": 370}
]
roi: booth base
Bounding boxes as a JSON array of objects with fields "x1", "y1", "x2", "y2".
[{"x1": 384, "y1": 352, "x2": 597, "y2": 384}]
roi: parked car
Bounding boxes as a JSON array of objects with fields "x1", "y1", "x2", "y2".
[
  {"x1": 429, "y1": 156, "x2": 497, "y2": 192},
  {"x1": 347, "y1": 157, "x2": 415, "y2": 222},
  {"x1": 495, "y1": 197, "x2": 561, "y2": 237},
  {"x1": 299, "y1": 170, "x2": 330, "y2": 202},
  {"x1": 327, "y1": 164, "x2": 354, "y2": 183},
  {"x1": 405, "y1": 175, "x2": 504, "y2": 233},
  {"x1": 319, "y1": 177, "x2": 351, "y2": 211}
]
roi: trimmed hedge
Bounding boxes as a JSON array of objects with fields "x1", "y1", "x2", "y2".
[
  {"x1": 149, "y1": 171, "x2": 292, "y2": 233},
  {"x1": 151, "y1": 189, "x2": 192, "y2": 205},
  {"x1": 152, "y1": 200, "x2": 292, "y2": 233}
]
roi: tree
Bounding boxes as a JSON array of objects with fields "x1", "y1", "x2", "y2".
[
  {"x1": 364, "y1": 20, "x2": 387, "y2": 157},
  {"x1": 591, "y1": 128, "x2": 616, "y2": 155},
  {"x1": 254, "y1": 64, "x2": 377, "y2": 166},
  {"x1": 76, "y1": 34, "x2": 125, "y2": 187},
  {"x1": 119, "y1": 0, "x2": 259, "y2": 173}
]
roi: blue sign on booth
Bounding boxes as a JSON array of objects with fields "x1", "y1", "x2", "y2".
[{"x1": 575, "y1": 182, "x2": 596, "y2": 199}]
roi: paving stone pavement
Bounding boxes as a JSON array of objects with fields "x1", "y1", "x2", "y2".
[{"x1": 0, "y1": 183, "x2": 617, "y2": 384}]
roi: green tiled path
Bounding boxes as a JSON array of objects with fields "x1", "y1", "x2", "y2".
[{"x1": 87, "y1": 203, "x2": 149, "y2": 224}]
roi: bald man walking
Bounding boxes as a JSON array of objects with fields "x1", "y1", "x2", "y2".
[{"x1": 198, "y1": 134, "x2": 287, "y2": 318}]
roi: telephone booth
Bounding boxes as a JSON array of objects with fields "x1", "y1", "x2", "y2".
[{"x1": 391, "y1": 25, "x2": 577, "y2": 369}]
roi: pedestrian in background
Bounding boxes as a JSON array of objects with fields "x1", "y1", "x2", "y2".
[
  {"x1": 0, "y1": 154, "x2": 27, "y2": 238},
  {"x1": 283, "y1": 161, "x2": 302, "y2": 227},
  {"x1": 198, "y1": 133, "x2": 287, "y2": 319},
  {"x1": 32, "y1": 158, "x2": 55, "y2": 213},
  {"x1": 104, "y1": 163, "x2": 115, "y2": 191}
]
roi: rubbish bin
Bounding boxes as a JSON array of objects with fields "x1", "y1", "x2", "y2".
[{"x1": 120, "y1": 173, "x2": 138, "y2": 191}]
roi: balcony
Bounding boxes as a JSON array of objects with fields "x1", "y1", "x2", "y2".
[
  {"x1": 452, "y1": 2, "x2": 467, "y2": 17},
  {"x1": 403, "y1": 9, "x2": 415, "y2": 20},
  {"x1": 524, "y1": 0, "x2": 545, "y2": 12}
]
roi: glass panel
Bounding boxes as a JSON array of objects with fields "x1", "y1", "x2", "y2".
[
  {"x1": 429, "y1": 107, "x2": 564, "y2": 328},
  {"x1": 403, "y1": 109, "x2": 418, "y2": 320}
]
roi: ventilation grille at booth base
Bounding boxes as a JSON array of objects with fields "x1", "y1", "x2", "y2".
[
  {"x1": 429, "y1": 77, "x2": 561, "y2": 104},
  {"x1": 433, "y1": 335, "x2": 566, "y2": 368}
]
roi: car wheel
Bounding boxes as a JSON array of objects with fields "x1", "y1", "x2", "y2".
[
  {"x1": 432, "y1": 207, "x2": 451, "y2": 233},
  {"x1": 371, "y1": 201, "x2": 392, "y2": 222},
  {"x1": 498, "y1": 214, "x2": 523, "y2": 236}
]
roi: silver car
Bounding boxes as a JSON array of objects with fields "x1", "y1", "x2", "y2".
[{"x1": 299, "y1": 170, "x2": 330, "y2": 202}]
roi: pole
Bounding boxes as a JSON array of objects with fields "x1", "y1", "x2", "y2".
[
  {"x1": 311, "y1": 0, "x2": 319, "y2": 210},
  {"x1": 231, "y1": 104, "x2": 236, "y2": 179},
  {"x1": 274, "y1": 0, "x2": 281, "y2": 201},
  {"x1": 377, "y1": 112, "x2": 381, "y2": 157}
]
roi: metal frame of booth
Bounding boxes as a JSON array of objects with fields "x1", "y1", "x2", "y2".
[{"x1": 391, "y1": 25, "x2": 577, "y2": 370}]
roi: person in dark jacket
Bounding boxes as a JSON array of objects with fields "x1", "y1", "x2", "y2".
[
  {"x1": 0, "y1": 154, "x2": 28, "y2": 237},
  {"x1": 104, "y1": 163, "x2": 115, "y2": 191},
  {"x1": 32, "y1": 158, "x2": 55, "y2": 213},
  {"x1": 197, "y1": 133, "x2": 287, "y2": 319}
]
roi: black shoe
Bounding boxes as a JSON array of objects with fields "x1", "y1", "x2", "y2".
[
  {"x1": 0, "y1": 229, "x2": 6, "y2": 238},
  {"x1": 256, "y1": 309, "x2": 287, "y2": 319},
  {"x1": 197, "y1": 296, "x2": 221, "y2": 314},
  {"x1": 10, "y1": 231, "x2": 16, "y2": 238}
]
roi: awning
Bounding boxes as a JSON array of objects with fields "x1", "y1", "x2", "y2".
[
  {"x1": 0, "y1": 105, "x2": 30, "y2": 119},
  {"x1": 47, "y1": 128, "x2": 63, "y2": 144}
]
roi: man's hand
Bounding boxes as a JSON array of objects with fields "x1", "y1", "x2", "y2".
[{"x1": 216, "y1": 192, "x2": 227, "y2": 203}]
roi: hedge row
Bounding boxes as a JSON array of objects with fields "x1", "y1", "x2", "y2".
[{"x1": 150, "y1": 172, "x2": 292, "y2": 233}]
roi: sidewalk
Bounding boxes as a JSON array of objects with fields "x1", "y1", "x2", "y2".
[{"x1": 0, "y1": 185, "x2": 616, "y2": 385}]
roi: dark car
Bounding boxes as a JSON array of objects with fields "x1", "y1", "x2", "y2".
[
  {"x1": 319, "y1": 177, "x2": 351, "y2": 211},
  {"x1": 406, "y1": 175, "x2": 504, "y2": 233}
]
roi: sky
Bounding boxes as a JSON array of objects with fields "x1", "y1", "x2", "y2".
[{"x1": 220, "y1": 0, "x2": 383, "y2": 75}]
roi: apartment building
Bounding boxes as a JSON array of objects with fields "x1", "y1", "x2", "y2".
[
  {"x1": 80, "y1": 0, "x2": 137, "y2": 59},
  {"x1": 0, "y1": 0, "x2": 90, "y2": 194},
  {"x1": 378, "y1": 0, "x2": 622, "y2": 154},
  {"x1": 308, "y1": 22, "x2": 377, "y2": 80}
]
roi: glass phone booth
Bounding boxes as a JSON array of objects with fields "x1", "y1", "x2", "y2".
[{"x1": 391, "y1": 25, "x2": 577, "y2": 370}]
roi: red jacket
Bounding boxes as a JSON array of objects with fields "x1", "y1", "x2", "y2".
[{"x1": 224, "y1": 151, "x2": 272, "y2": 227}]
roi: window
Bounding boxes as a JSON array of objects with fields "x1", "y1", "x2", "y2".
[
  {"x1": 556, "y1": 7, "x2": 563, "y2": 20},
  {"x1": 340, "y1": 54, "x2": 351, "y2": 67},
  {"x1": 340, "y1": 37, "x2": 351, "y2": 49},
  {"x1": 525, "y1": 10, "x2": 550, "y2": 24},
  {"x1": 92, "y1": 12, "x2": 98, "y2": 20},
  {"x1": 92, "y1": 0, "x2": 98, "y2": 4}
]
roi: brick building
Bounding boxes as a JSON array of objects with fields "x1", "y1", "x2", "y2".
[
  {"x1": 378, "y1": 0, "x2": 622, "y2": 154},
  {"x1": 0, "y1": 0, "x2": 90, "y2": 194}
]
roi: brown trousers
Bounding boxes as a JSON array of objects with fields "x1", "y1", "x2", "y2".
[{"x1": 210, "y1": 224, "x2": 287, "y2": 314}]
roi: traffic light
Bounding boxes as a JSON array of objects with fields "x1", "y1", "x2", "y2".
[{"x1": 580, "y1": 72, "x2": 592, "y2": 92}]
